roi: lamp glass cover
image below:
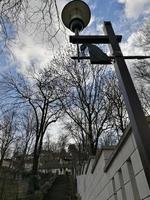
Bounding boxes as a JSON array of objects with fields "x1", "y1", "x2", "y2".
[{"x1": 61, "y1": 0, "x2": 91, "y2": 32}]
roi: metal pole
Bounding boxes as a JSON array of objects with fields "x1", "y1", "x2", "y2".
[
  {"x1": 71, "y1": 55, "x2": 150, "y2": 60},
  {"x1": 103, "y1": 21, "x2": 150, "y2": 187}
]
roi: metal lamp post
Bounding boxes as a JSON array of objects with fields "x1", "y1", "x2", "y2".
[{"x1": 61, "y1": 0, "x2": 150, "y2": 188}]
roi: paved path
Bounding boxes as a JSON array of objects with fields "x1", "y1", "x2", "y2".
[{"x1": 44, "y1": 175, "x2": 71, "y2": 200}]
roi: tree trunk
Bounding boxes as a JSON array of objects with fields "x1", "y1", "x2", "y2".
[
  {"x1": 32, "y1": 132, "x2": 45, "y2": 175},
  {"x1": 32, "y1": 135, "x2": 40, "y2": 175},
  {"x1": 88, "y1": 134, "x2": 95, "y2": 155},
  {"x1": 0, "y1": 150, "x2": 6, "y2": 168},
  {"x1": 90, "y1": 141, "x2": 96, "y2": 155},
  {"x1": 88, "y1": 120, "x2": 95, "y2": 155},
  {"x1": 94, "y1": 137, "x2": 99, "y2": 155},
  {"x1": 0, "y1": 159, "x2": 3, "y2": 168},
  {"x1": 20, "y1": 146, "x2": 28, "y2": 171},
  {"x1": 32, "y1": 152, "x2": 39, "y2": 175}
]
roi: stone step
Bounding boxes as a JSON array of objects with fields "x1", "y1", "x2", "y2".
[{"x1": 44, "y1": 175, "x2": 71, "y2": 200}]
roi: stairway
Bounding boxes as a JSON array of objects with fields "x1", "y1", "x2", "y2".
[{"x1": 44, "y1": 175, "x2": 71, "y2": 200}]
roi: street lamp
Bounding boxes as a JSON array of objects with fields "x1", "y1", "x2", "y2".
[
  {"x1": 61, "y1": 0, "x2": 91, "y2": 34},
  {"x1": 61, "y1": 0, "x2": 150, "y2": 188}
]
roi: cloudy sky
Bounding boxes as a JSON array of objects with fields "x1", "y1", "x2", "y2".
[
  {"x1": 0, "y1": 0, "x2": 149, "y2": 139},
  {"x1": 0, "y1": 0, "x2": 150, "y2": 74},
  {"x1": 52, "y1": 0, "x2": 150, "y2": 139}
]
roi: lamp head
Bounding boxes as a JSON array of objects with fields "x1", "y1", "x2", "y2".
[{"x1": 61, "y1": 0, "x2": 91, "y2": 33}]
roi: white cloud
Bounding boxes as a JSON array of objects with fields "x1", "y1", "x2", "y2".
[
  {"x1": 96, "y1": 23, "x2": 104, "y2": 34},
  {"x1": 120, "y1": 31, "x2": 144, "y2": 56},
  {"x1": 119, "y1": 30, "x2": 145, "y2": 75},
  {"x1": 8, "y1": 0, "x2": 69, "y2": 74},
  {"x1": 46, "y1": 120, "x2": 66, "y2": 141},
  {"x1": 10, "y1": 33, "x2": 51, "y2": 74},
  {"x1": 118, "y1": 0, "x2": 125, "y2": 3},
  {"x1": 118, "y1": 0, "x2": 150, "y2": 18}
]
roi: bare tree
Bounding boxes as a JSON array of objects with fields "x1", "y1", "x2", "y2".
[
  {"x1": 105, "y1": 73, "x2": 129, "y2": 139},
  {"x1": 0, "y1": 110, "x2": 17, "y2": 168},
  {"x1": 43, "y1": 134, "x2": 59, "y2": 154},
  {"x1": 20, "y1": 109, "x2": 35, "y2": 155},
  {"x1": 65, "y1": 120, "x2": 89, "y2": 159},
  {"x1": 134, "y1": 59, "x2": 150, "y2": 115},
  {"x1": 57, "y1": 133, "x2": 69, "y2": 151},
  {"x1": 44, "y1": 133, "x2": 53, "y2": 152},
  {"x1": 0, "y1": 70, "x2": 62, "y2": 174},
  {"x1": 47, "y1": 50, "x2": 113, "y2": 155},
  {"x1": 68, "y1": 143, "x2": 78, "y2": 175},
  {"x1": 12, "y1": 109, "x2": 36, "y2": 171},
  {"x1": 0, "y1": 0, "x2": 63, "y2": 47},
  {"x1": 133, "y1": 19, "x2": 150, "y2": 114}
]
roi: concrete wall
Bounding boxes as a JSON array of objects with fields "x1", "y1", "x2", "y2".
[{"x1": 77, "y1": 126, "x2": 150, "y2": 200}]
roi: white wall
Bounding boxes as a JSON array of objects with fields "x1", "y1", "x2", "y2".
[{"x1": 77, "y1": 128, "x2": 150, "y2": 200}]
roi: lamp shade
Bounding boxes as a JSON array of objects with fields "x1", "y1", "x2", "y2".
[{"x1": 61, "y1": 0, "x2": 91, "y2": 33}]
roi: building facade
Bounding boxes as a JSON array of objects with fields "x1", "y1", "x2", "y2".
[{"x1": 77, "y1": 124, "x2": 150, "y2": 200}]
